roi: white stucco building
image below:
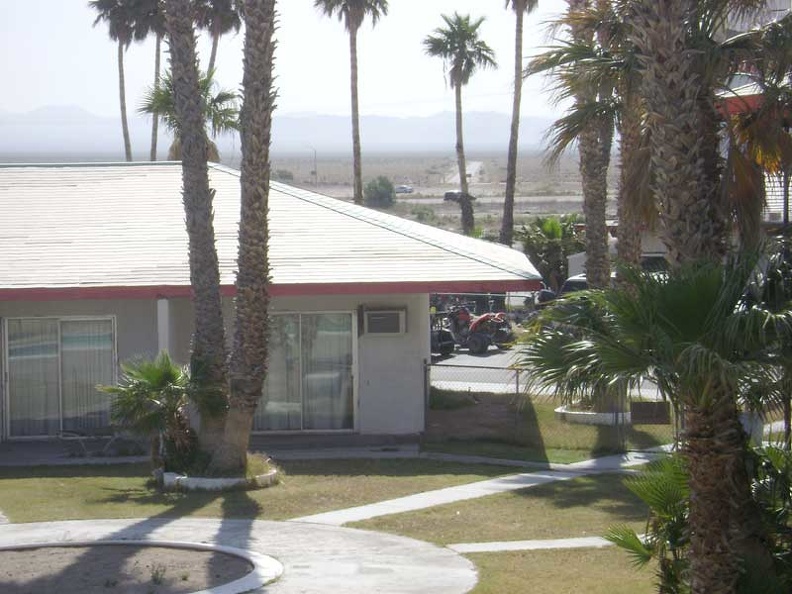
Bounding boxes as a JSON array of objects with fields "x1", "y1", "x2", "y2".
[{"x1": 0, "y1": 162, "x2": 540, "y2": 442}]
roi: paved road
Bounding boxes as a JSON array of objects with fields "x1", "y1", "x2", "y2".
[
  {"x1": 431, "y1": 346, "x2": 663, "y2": 400},
  {"x1": 398, "y1": 194, "x2": 583, "y2": 206}
]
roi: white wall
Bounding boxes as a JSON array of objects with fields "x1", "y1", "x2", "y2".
[
  {"x1": 0, "y1": 292, "x2": 430, "y2": 437},
  {"x1": 166, "y1": 292, "x2": 430, "y2": 435}
]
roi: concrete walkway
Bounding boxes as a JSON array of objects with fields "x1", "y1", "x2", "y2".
[
  {"x1": 0, "y1": 518, "x2": 477, "y2": 594},
  {"x1": 448, "y1": 535, "x2": 614, "y2": 553},
  {"x1": 290, "y1": 450, "x2": 662, "y2": 526}
]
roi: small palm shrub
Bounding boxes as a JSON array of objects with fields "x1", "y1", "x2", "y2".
[
  {"x1": 608, "y1": 448, "x2": 792, "y2": 594},
  {"x1": 99, "y1": 351, "x2": 195, "y2": 472}
]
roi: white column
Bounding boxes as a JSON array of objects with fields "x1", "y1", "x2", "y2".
[{"x1": 157, "y1": 298, "x2": 171, "y2": 354}]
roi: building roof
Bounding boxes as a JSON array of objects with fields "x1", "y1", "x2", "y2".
[{"x1": 0, "y1": 162, "x2": 541, "y2": 300}]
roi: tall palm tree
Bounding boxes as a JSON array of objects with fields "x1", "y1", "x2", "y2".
[
  {"x1": 500, "y1": 0, "x2": 538, "y2": 247},
  {"x1": 520, "y1": 260, "x2": 792, "y2": 593},
  {"x1": 131, "y1": 0, "x2": 166, "y2": 161},
  {"x1": 193, "y1": 0, "x2": 243, "y2": 74},
  {"x1": 314, "y1": 0, "x2": 389, "y2": 206},
  {"x1": 210, "y1": 0, "x2": 277, "y2": 475},
  {"x1": 138, "y1": 68, "x2": 240, "y2": 161},
  {"x1": 424, "y1": 13, "x2": 497, "y2": 236},
  {"x1": 569, "y1": 0, "x2": 613, "y2": 289},
  {"x1": 163, "y1": 0, "x2": 230, "y2": 456},
  {"x1": 89, "y1": 0, "x2": 138, "y2": 161},
  {"x1": 526, "y1": 1, "x2": 617, "y2": 287}
]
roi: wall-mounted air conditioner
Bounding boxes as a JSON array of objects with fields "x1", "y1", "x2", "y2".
[{"x1": 362, "y1": 308, "x2": 407, "y2": 335}]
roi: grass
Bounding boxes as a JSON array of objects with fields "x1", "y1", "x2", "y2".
[
  {"x1": 469, "y1": 548, "x2": 654, "y2": 594},
  {"x1": 351, "y1": 473, "x2": 648, "y2": 544},
  {"x1": 0, "y1": 458, "x2": 514, "y2": 524}
]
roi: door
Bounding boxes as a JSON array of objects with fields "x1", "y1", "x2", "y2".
[{"x1": 5, "y1": 318, "x2": 114, "y2": 438}]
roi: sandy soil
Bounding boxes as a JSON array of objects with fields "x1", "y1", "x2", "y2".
[{"x1": 0, "y1": 544, "x2": 252, "y2": 594}]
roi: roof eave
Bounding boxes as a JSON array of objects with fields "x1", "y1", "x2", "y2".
[{"x1": 0, "y1": 279, "x2": 541, "y2": 302}]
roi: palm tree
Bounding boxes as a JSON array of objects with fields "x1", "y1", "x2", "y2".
[
  {"x1": 131, "y1": 0, "x2": 166, "y2": 161},
  {"x1": 628, "y1": 0, "x2": 736, "y2": 267},
  {"x1": 520, "y1": 260, "x2": 792, "y2": 593},
  {"x1": 517, "y1": 214, "x2": 585, "y2": 292},
  {"x1": 138, "y1": 68, "x2": 240, "y2": 161},
  {"x1": 209, "y1": 0, "x2": 277, "y2": 475},
  {"x1": 163, "y1": 0, "x2": 230, "y2": 456},
  {"x1": 500, "y1": 0, "x2": 538, "y2": 247},
  {"x1": 424, "y1": 13, "x2": 497, "y2": 236},
  {"x1": 193, "y1": 0, "x2": 243, "y2": 74},
  {"x1": 314, "y1": 0, "x2": 389, "y2": 206},
  {"x1": 89, "y1": 0, "x2": 139, "y2": 161},
  {"x1": 99, "y1": 352, "x2": 190, "y2": 469},
  {"x1": 606, "y1": 456, "x2": 691, "y2": 592},
  {"x1": 525, "y1": 1, "x2": 616, "y2": 287}
]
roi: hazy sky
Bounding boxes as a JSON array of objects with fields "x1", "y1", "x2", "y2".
[{"x1": 2, "y1": 0, "x2": 568, "y2": 122}]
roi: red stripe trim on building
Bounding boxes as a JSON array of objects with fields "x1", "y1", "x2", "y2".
[{"x1": 0, "y1": 279, "x2": 541, "y2": 302}]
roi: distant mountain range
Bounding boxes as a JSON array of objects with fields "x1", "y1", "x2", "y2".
[{"x1": 0, "y1": 105, "x2": 556, "y2": 160}]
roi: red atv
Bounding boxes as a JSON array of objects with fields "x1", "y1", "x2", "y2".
[{"x1": 444, "y1": 306, "x2": 514, "y2": 355}]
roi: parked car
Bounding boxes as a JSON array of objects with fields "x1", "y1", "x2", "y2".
[
  {"x1": 443, "y1": 190, "x2": 475, "y2": 202},
  {"x1": 395, "y1": 185, "x2": 414, "y2": 194},
  {"x1": 558, "y1": 273, "x2": 589, "y2": 296}
]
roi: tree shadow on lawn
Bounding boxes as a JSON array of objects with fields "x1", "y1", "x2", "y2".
[
  {"x1": 0, "y1": 465, "x2": 264, "y2": 594},
  {"x1": 511, "y1": 472, "x2": 647, "y2": 521},
  {"x1": 268, "y1": 457, "x2": 515, "y2": 479}
]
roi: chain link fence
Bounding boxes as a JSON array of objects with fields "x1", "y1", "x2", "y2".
[{"x1": 424, "y1": 362, "x2": 678, "y2": 461}]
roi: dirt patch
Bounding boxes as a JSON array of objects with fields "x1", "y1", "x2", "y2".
[
  {"x1": 425, "y1": 392, "x2": 525, "y2": 443},
  {"x1": 0, "y1": 544, "x2": 252, "y2": 594}
]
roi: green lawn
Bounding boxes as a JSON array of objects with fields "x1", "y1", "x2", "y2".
[
  {"x1": 0, "y1": 459, "x2": 514, "y2": 524},
  {"x1": 352, "y1": 472, "x2": 648, "y2": 544},
  {"x1": 469, "y1": 548, "x2": 655, "y2": 594}
]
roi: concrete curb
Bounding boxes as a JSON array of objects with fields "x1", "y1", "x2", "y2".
[{"x1": 0, "y1": 539, "x2": 284, "y2": 594}]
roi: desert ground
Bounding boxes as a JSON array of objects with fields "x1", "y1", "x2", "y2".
[{"x1": 262, "y1": 150, "x2": 619, "y2": 238}]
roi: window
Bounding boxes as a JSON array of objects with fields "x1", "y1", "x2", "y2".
[
  {"x1": 4, "y1": 317, "x2": 115, "y2": 437},
  {"x1": 253, "y1": 312, "x2": 354, "y2": 432}
]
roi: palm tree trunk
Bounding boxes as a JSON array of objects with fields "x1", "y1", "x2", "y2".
[
  {"x1": 164, "y1": 0, "x2": 229, "y2": 456},
  {"x1": 349, "y1": 27, "x2": 364, "y2": 205},
  {"x1": 209, "y1": 0, "x2": 276, "y2": 475},
  {"x1": 684, "y1": 388, "x2": 776, "y2": 594},
  {"x1": 615, "y1": 92, "x2": 643, "y2": 268},
  {"x1": 117, "y1": 40, "x2": 133, "y2": 162},
  {"x1": 208, "y1": 29, "x2": 220, "y2": 74},
  {"x1": 150, "y1": 33, "x2": 162, "y2": 162},
  {"x1": 631, "y1": 0, "x2": 727, "y2": 268},
  {"x1": 567, "y1": 0, "x2": 610, "y2": 289},
  {"x1": 454, "y1": 83, "x2": 474, "y2": 235},
  {"x1": 500, "y1": 5, "x2": 525, "y2": 247}
]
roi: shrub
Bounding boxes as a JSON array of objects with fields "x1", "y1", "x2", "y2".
[
  {"x1": 364, "y1": 176, "x2": 395, "y2": 208},
  {"x1": 273, "y1": 168, "x2": 294, "y2": 182}
]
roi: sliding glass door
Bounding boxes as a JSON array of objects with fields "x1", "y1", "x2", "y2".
[
  {"x1": 254, "y1": 312, "x2": 354, "y2": 432},
  {"x1": 5, "y1": 318, "x2": 115, "y2": 437}
]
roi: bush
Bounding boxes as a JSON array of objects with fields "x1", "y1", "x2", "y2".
[
  {"x1": 411, "y1": 205, "x2": 436, "y2": 222},
  {"x1": 364, "y1": 176, "x2": 395, "y2": 208},
  {"x1": 273, "y1": 168, "x2": 294, "y2": 182}
]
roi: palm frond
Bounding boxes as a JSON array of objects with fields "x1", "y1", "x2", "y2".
[{"x1": 605, "y1": 525, "x2": 653, "y2": 567}]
